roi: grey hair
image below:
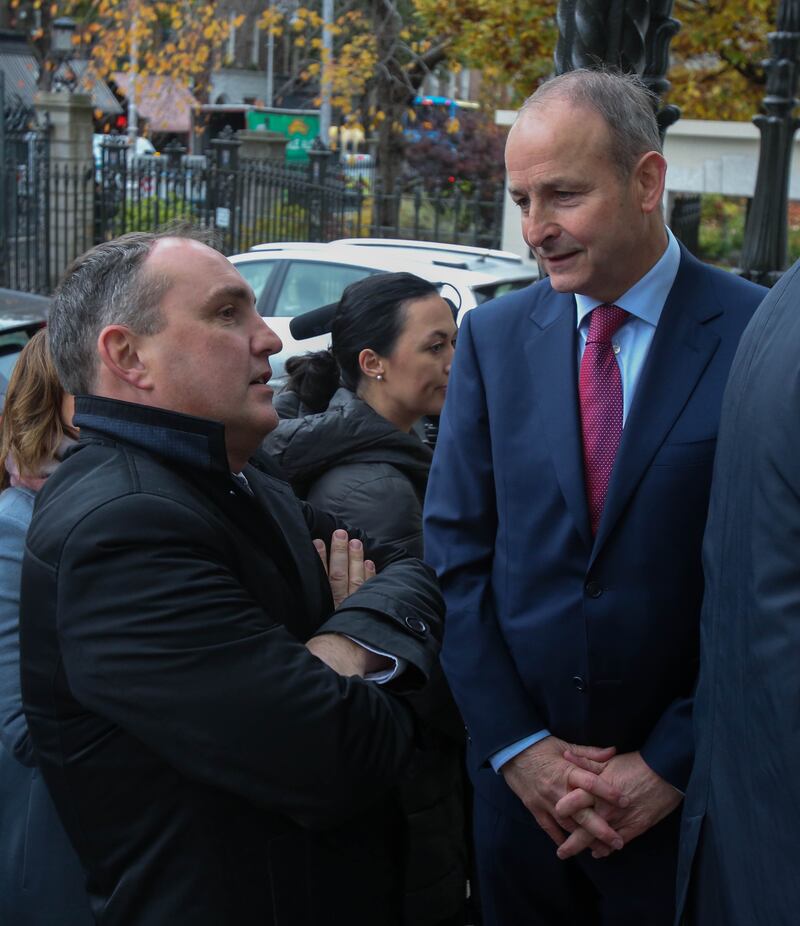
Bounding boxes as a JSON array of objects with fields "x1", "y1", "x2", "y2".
[
  {"x1": 48, "y1": 224, "x2": 216, "y2": 394},
  {"x1": 519, "y1": 68, "x2": 662, "y2": 177}
]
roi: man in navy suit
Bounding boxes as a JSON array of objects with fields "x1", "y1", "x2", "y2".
[
  {"x1": 675, "y1": 261, "x2": 800, "y2": 925},
  {"x1": 423, "y1": 68, "x2": 766, "y2": 925}
]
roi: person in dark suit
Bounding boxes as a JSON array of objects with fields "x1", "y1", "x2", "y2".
[
  {"x1": 675, "y1": 261, "x2": 798, "y2": 926},
  {"x1": 19, "y1": 230, "x2": 444, "y2": 926},
  {"x1": 423, "y1": 68, "x2": 766, "y2": 926}
]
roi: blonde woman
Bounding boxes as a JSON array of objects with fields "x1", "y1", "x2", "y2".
[{"x1": 0, "y1": 330, "x2": 91, "y2": 925}]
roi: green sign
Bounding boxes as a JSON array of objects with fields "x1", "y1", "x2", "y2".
[{"x1": 246, "y1": 109, "x2": 320, "y2": 163}]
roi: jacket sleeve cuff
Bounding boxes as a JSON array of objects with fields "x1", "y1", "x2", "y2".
[
  {"x1": 640, "y1": 694, "x2": 694, "y2": 791},
  {"x1": 319, "y1": 606, "x2": 438, "y2": 686}
]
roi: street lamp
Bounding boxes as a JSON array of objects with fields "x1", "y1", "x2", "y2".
[
  {"x1": 51, "y1": 16, "x2": 77, "y2": 59},
  {"x1": 50, "y1": 16, "x2": 78, "y2": 93},
  {"x1": 319, "y1": 0, "x2": 333, "y2": 144},
  {"x1": 266, "y1": 24, "x2": 275, "y2": 108},
  {"x1": 128, "y1": 2, "x2": 140, "y2": 143},
  {"x1": 265, "y1": 2, "x2": 299, "y2": 110}
]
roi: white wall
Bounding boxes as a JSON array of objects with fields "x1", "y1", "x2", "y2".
[
  {"x1": 496, "y1": 110, "x2": 534, "y2": 262},
  {"x1": 662, "y1": 118, "x2": 800, "y2": 198}
]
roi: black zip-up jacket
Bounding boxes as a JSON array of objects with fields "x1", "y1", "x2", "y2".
[
  {"x1": 19, "y1": 395, "x2": 443, "y2": 926},
  {"x1": 266, "y1": 388, "x2": 432, "y2": 558}
]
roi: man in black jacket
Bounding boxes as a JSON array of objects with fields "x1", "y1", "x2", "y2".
[{"x1": 19, "y1": 231, "x2": 445, "y2": 926}]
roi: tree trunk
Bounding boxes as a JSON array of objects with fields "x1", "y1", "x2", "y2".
[{"x1": 370, "y1": 0, "x2": 448, "y2": 232}]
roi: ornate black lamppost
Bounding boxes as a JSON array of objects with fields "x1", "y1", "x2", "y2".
[
  {"x1": 740, "y1": 0, "x2": 800, "y2": 286},
  {"x1": 643, "y1": 0, "x2": 681, "y2": 136},
  {"x1": 554, "y1": 0, "x2": 680, "y2": 139}
]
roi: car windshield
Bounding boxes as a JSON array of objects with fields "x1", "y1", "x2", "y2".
[
  {"x1": 235, "y1": 260, "x2": 280, "y2": 304},
  {"x1": 0, "y1": 334, "x2": 28, "y2": 379},
  {"x1": 274, "y1": 262, "x2": 377, "y2": 317},
  {"x1": 472, "y1": 277, "x2": 537, "y2": 305}
]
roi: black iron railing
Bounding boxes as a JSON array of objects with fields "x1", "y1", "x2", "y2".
[
  {"x1": 1, "y1": 133, "x2": 506, "y2": 295},
  {"x1": 0, "y1": 125, "x2": 51, "y2": 293}
]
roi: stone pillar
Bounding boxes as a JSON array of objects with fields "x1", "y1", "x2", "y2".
[
  {"x1": 235, "y1": 129, "x2": 288, "y2": 162},
  {"x1": 33, "y1": 91, "x2": 94, "y2": 289}
]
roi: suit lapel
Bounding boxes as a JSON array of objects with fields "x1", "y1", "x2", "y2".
[
  {"x1": 590, "y1": 251, "x2": 722, "y2": 563},
  {"x1": 241, "y1": 468, "x2": 328, "y2": 639},
  {"x1": 525, "y1": 287, "x2": 593, "y2": 550}
]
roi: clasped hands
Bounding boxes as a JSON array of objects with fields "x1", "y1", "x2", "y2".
[
  {"x1": 305, "y1": 529, "x2": 392, "y2": 678},
  {"x1": 501, "y1": 735, "x2": 682, "y2": 861}
]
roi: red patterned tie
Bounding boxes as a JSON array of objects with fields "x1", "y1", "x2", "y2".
[{"x1": 579, "y1": 304, "x2": 628, "y2": 535}]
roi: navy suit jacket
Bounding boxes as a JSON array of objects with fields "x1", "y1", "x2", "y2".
[
  {"x1": 424, "y1": 247, "x2": 765, "y2": 822},
  {"x1": 676, "y1": 261, "x2": 800, "y2": 926}
]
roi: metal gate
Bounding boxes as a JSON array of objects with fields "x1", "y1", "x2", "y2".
[{"x1": 0, "y1": 71, "x2": 50, "y2": 293}]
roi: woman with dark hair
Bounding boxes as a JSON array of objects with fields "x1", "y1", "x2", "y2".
[
  {"x1": 264, "y1": 271, "x2": 468, "y2": 925},
  {"x1": 0, "y1": 330, "x2": 92, "y2": 925},
  {"x1": 268, "y1": 271, "x2": 456, "y2": 557}
]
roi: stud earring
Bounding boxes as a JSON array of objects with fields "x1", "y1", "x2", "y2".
[{"x1": 376, "y1": 374, "x2": 383, "y2": 381}]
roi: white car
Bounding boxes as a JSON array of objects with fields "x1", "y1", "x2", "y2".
[
  {"x1": 228, "y1": 240, "x2": 538, "y2": 383},
  {"x1": 92, "y1": 133, "x2": 157, "y2": 169},
  {"x1": 329, "y1": 237, "x2": 534, "y2": 274}
]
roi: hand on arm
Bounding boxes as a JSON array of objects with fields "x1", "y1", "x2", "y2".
[
  {"x1": 554, "y1": 749, "x2": 683, "y2": 859},
  {"x1": 500, "y1": 735, "x2": 628, "y2": 852},
  {"x1": 307, "y1": 529, "x2": 389, "y2": 677},
  {"x1": 313, "y1": 528, "x2": 376, "y2": 608}
]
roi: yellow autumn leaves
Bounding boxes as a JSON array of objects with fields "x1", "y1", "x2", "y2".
[{"x1": 12, "y1": 0, "x2": 776, "y2": 123}]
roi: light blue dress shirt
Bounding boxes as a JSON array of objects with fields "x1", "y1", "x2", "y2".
[{"x1": 489, "y1": 228, "x2": 681, "y2": 773}]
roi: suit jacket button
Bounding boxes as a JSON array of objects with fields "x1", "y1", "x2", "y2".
[
  {"x1": 405, "y1": 616, "x2": 427, "y2": 635},
  {"x1": 572, "y1": 676, "x2": 587, "y2": 692},
  {"x1": 585, "y1": 580, "x2": 603, "y2": 598}
]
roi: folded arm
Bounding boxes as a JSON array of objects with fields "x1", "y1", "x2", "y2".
[{"x1": 40, "y1": 494, "x2": 440, "y2": 828}]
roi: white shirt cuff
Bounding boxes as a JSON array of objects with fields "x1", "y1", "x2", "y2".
[{"x1": 343, "y1": 635, "x2": 407, "y2": 684}]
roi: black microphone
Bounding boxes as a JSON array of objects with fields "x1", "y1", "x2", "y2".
[{"x1": 288, "y1": 302, "x2": 338, "y2": 340}]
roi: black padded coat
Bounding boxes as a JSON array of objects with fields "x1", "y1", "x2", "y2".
[
  {"x1": 265, "y1": 388, "x2": 469, "y2": 926},
  {"x1": 268, "y1": 388, "x2": 432, "y2": 558}
]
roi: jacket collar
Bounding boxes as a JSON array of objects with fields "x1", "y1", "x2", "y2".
[
  {"x1": 265, "y1": 387, "x2": 432, "y2": 484},
  {"x1": 524, "y1": 244, "x2": 723, "y2": 555},
  {"x1": 73, "y1": 395, "x2": 232, "y2": 479},
  {"x1": 73, "y1": 396, "x2": 329, "y2": 641}
]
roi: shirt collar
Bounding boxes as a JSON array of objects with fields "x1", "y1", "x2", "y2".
[{"x1": 575, "y1": 227, "x2": 681, "y2": 330}]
